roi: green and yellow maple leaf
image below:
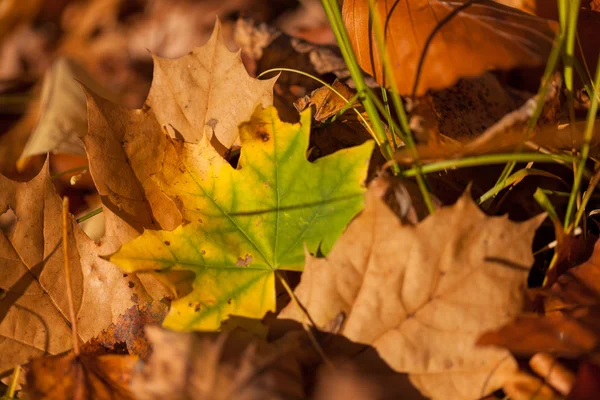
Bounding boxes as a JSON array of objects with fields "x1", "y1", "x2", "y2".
[{"x1": 110, "y1": 106, "x2": 373, "y2": 331}]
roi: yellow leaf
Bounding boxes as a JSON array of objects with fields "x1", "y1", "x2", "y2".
[{"x1": 110, "y1": 106, "x2": 373, "y2": 331}]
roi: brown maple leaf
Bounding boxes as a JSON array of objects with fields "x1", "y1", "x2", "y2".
[
  {"x1": 0, "y1": 160, "x2": 169, "y2": 373},
  {"x1": 280, "y1": 177, "x2": 543, "y2": 399},
  {"x1": 146, "y1": 19, "x2": 276, "y2": 150}
]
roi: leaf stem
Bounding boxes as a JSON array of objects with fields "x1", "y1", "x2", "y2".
[
  {"x1": 62, "y1": 197, "x2": 80, "y2": 356},
  {"x1": 275, "y1": 271, "x2": 331, "y2": 366}
]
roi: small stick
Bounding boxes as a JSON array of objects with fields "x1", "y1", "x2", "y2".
[{"x1": 62, "y1": 197, "x2": 80, "y2": 356}]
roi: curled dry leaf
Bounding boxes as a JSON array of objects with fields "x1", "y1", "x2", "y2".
[
  {"x1": 280, "y1": 177, "x2": 543, "y2": 399},
  {"x1": 0, "y1": 160, "x2": 169, "y2": 374},
  {"x1": 131, "y1": 326, "x2": 309, "y2": 400},
  {"x1": 147, "y1": 19, "x2": 276, "y2": 149},
  {"x1": 294, "y1": 79, "x2": 357, "y2": 122},
  {"x1": 342, "y1": 0, "x2": 557, "y2": 95},
  {"x1": 26, "y1": 352, "x2": 138, "y2": 400}
]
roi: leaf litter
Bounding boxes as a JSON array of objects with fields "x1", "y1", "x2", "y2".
[{"x1": 2, "y1": 1, "x2": 600, "y2": 399}]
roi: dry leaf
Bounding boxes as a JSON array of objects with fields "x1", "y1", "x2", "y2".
[
  {"x1": 146, "y1": 19, "x2": 276, "y2": 149},
  {"x1": 83, "y1": 91, "x2": 182, "y2": 233},
  {"x1": 130, "y1": 326, "x2": 309, "y2": 400},
  {"x1": 342, "y1": 0, "x2": 557, "y2": 95},
  {"x1": 280, "y1": 177, "x2": 543, "y2": 399},
  {"x1": 294, "y1": 79, "x2": 357, "y2": 122},
  {"x1": 478, "y1": 239, "x2": 600, "y2": 364},
  {"x1": 18, "y1": 58, "x2": 119, "y2": 166},
  {"x1": 82, "y1": 300, "x2": 169, "y2": 358},
  {"x1": 25, "y1": 352, "x2": 138, "y2": 400},
  {"x1": 0, "y1": 161, "x2": 167, "y2": 373},
  {"x1": 477, "y1": 307, "x2": 600, "y2": 360}
]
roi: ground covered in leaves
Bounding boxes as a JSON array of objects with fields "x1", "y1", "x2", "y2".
[{"x1": 2, "y1": 1, "x2": 600, "y2": 399}]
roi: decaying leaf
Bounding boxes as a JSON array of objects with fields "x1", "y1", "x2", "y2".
[
  {"x1": 0, "y1": 161, "x2": 168, "y2": 374},
  {"x1": 146, "y1": 19, "x2": 276, "y2": 149},
  {"x1": 26, "y1": 351, "x2": 137, "y2": 400},
  {"x1": 280, "y1": 177, "x2": 543, "y2": 399},
  {"x1": 342, "y1": 0, "x2": 557, "y2": 95},
  {"x1": 294, "y1": 79, "x2": 357, "y2": 122},
  {"x1": 110, "y1": 106, "x2": 373, "y2": 331},
  {"x1": 130, "y1": 326, "x2": 308, "y2": 400},
  {"x1": 83, "y1": 300, "x2": 169, "y2": 359}
]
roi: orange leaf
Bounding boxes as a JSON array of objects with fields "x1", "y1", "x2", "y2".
[{"x1": 343, "y1": 0, "x2": 557, "y2": 95}]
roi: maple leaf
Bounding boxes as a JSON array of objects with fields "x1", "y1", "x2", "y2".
[
  {"x1": 342, "y1": 0, "x2": 557, "y2": 95},
  {"x1": 110, "y1": 106, "x2": 373, "y2": 331},
  {"x1": 280, "y1": 177, "x2": 543, "y2": 399},
  {"x1": 0, "y1": 161, "x2": 168, "y2": 373},
  {"x1": 147, "y1": 19, "x2": 276, "y2": 149}
]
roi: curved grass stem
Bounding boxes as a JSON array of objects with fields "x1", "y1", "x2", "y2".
[{"x1": 257, "y1": 67, "x2": 379, "y2": 144}]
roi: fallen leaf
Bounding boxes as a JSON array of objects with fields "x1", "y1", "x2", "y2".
[
  {"x1": 280, "y1": 177, "x2": 543, "y2": 399},
  {"x1": 83, "y1": 91, "x2": 183, "y2": 234},
  {"x1": 25, "y1": 351, "x2": 137, "y2": 400},
  {"x1": 477, "y1": 307, "x2": 600, "y2": 360},
  {"x1": 82, "y1": 300, "x2": 169, "y2": 358},
  {"x1": 18, "y1": 58, "x2": 120, "y2": 166},
  {"x1": 294, "y1": 79, "x2": 357, "y2": 122},
  {"x1": 110, "y1": 106, "x2": 373, "y2": 331},
  {"x1": 130, "y1": 326, "x2": 309, "y2": 400},
  {"x1": 546, "y1": 238, "x2": 600, "y2": 310},
  {"x1": 146, "y1": 19, "x2": 276, "y2": 149},
  {"x1": 342, "y1": 0, "x2": 557, "y2": 95},
  {"x1": 0, "y1": 160, "x2": 167, "y2": 373},
  {"x1": 478, "y1": 239, "x2": 600, "y2": 364}
]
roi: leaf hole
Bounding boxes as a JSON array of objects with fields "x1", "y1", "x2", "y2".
[{"x1": 0, "y1": 208, "x2": 17, "y2": 235}]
